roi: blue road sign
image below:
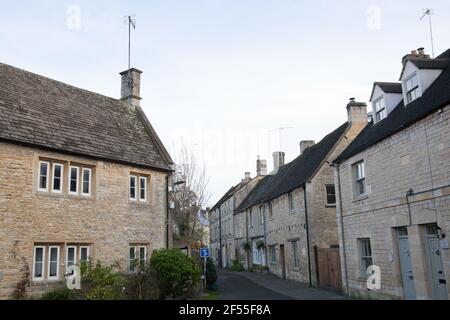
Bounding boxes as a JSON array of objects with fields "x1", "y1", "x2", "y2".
[{"x1": 200, "y1": 248, "x2": 209, "y2": 258}]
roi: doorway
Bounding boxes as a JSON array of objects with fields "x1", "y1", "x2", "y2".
[
  {"x1": 279, "y1": 244, "x2": 286, "y2": 280},
  {"x1": 425, "y1": 224, "x2": 448, "y2": 300},
  {"x1": 396, "y1": 227, "x2": 416, "y2": 300}
]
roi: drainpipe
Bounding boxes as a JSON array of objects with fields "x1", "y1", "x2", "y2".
[
  {"x1": 165, "y1": 172, "x2": 173, "y2": 249},
  {"x1": 262, "y1": 204, "x2": 269, "y2": 269},
  {"x1": 218, "y1": 207, "x2": 223, "y2": 269},
  {"x1": 335, "y1": 163, "x2": 349, "y2": 295},
  {"x1": 303, "y1": 184, "x2": 313, "y2": 288},
  {"x1": 245, "y1": 209, "x2": 251, "y2": 271},
  {"x1": 406, "y1": 189, "x2": 414, "y2": 226}
]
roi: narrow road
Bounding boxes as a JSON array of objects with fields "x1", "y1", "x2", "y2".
[
  {"x1": 217, "y1": 271, "x2": 293, "y2": 300},
  {"x1": 217, "y1": 271, "x2": 347, "y2": 300}
]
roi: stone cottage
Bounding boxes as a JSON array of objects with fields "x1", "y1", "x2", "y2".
[
  {"x1": 0, "y1": 63, "x2": 173, "y2": 299},
  {"x1": 333, "y1": 48, "x2": 450, "y2": 300},
  {"x1": 234, "y1": 101, "x2": 367, "y2": 286},
  {"x1": 209, "y1": 158, "x2": 266, "y2": 268}
]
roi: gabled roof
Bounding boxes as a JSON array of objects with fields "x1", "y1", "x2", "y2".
[
  {"x1": 235, "y1": 122, "x2": 350, "y2": 212},
  {"x1": 334, "y1": 49, "x2": 450, "y2": 163},
  {"x1": 369, "y1": 82, "x2": 402, "y2": 102},
  {"x1": 234, "y1": 173, "x2": 280, "y2": 213},
  {"x1": 0, "y1": 63, "x2": 173, "y2": 171},
  {"x1": 265, "y1": 122, "x2": 349, "y2": 201},
  {"x1": 399, "y1": 52, "x2": 450, "y2": 80},
  {"x1": 210, "y1": 186, "x2": 236, "y2": 212}
]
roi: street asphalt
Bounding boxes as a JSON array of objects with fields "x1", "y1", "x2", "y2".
[{"x1": 217, "y1": 271, "x2": 347, "y2": 300}]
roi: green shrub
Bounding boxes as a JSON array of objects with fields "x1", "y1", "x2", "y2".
[
  {"x1": 150, "y1": 249, "x2": 201, "y2": 299},
  {"x1": 230, "y1": 260, "x2": 245, "y2": 272},
  {"x1": 40, "y1": 287, "x2": 75, "y2": 300},
  {"x1": 79, "y1": 260, "x2": 126, "y2": 300},
  {"x1": 124, "y1": 260, "x2": 158, "y2": 300},
  {"x1": 205, "y1": 257, "x2": 217, "y2": 286}
]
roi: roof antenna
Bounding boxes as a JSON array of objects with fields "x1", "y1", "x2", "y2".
[
  {"x1": 124, "y1": 15, "x2": 136, "y2": 70},
  {"x1": 420, "y1": 9, "x2": 435, "y2": 58}
]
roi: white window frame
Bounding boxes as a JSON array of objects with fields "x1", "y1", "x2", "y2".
[
  {"x1": 358, "y1": 238, "x2": 373, "y2": 277},
  {"x1": 139, "y1": 176, "x2": 147, "y2": 202},
  {"x1": 260, "y1": 205, "x2": 264, "y2": 225},
  {"x1": 130, "y1": 175, "x2": 137, "y2": 201},
  {"x1": 404, "y1": 72, "x2": 421, "y2": 104},
  {"x1": 139, "y1": 246, "x2": 147, "y2": 269},
  {"x1": 81, "y1": 168, "x2": 92, "y2": 196},
  {"x1": 79, "y1": 246, "x2": 90, "y2": 262},
  {"x1": 51, "y1": 163, "x2": 64, "y2": 193},
  {"x1": 353, "y1": 161, "x2": 366, "y2": 197},
  {"x1": 270, "y1": 246, "x2": 277, "y2": 263},
  {"x1": 69, "y1": 166, "x2": 80, "y2": 195},
  {"x1": 373, "y1": 96, "x2": 387, "y2": 122},
  {"x1": 38, "y1": 161, "x2": 50, "y2": 192},
  {"x1": 288, "y1": 192, "x2": 294, "y2": 212},
  {"x1": 325, "y1": 184, "x2": 336, "y2": 206},
  {"x1": 32, "y1": 246, "x2": 46, "y2": 281},
  {"x1": 292, "y1": 241, "x2": 299, "y2": 268},
  {"x1": 66, "y1": 245, "x2": 77, "y2": 270},
  {"x1": 129, "y1": 246, "x2": 137, "y2": 272},
  {"x1": 47, "y1": 246, "x2": 60, "y2": 280}
]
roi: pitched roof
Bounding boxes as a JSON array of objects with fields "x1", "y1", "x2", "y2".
[
  {"x1": 0, "y1": 63, "x2": 173, "y2": 171},
  {"x1": 369, "y1": 82, "x2": 403, "y2": 101},
  {"x1": 334, "y1": 49, "x2": 450, "y2": 163},
  {"x1": 235, "y1": 122, "x2": 350, "y2": 212},
  {"x1": 234, "y1": 173, "x2": 280, "y2": 213},
  {"x1": 210, "y1": 186, "x2": 236, "y2": 211},
  {"x1": 399, "y1": 53, "x2": 450, "y2": 80},
  {"x1": 265, "y1": 122, "x2": 349, "y2": 201}
]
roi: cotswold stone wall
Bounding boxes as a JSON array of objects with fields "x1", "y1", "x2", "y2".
[
  {"x1": 266, "y1": 120, "x2": 367, "y2": 285},
  {"x1": 335, "y1": 105, "x2": 450, "y2": 300},
  {"x1": 0, "y1": 142, "x2": 168, "y2": 299}
]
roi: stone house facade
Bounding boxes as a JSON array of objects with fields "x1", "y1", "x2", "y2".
[
  {"x1": 209, "y1": 159, "x2": 267, "y2": 268},
  {"x1": 0, "y1": 63, "x2": 173, "y2": 299},
  {"x1": 234, "y1": 101, "x2": 367, "y2": 285},
  {"x1": 333, "y1": 48, "x2": 450, "y2": 300}
]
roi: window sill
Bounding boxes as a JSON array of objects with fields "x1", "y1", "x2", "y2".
[
  {"x1": 353, "y1": 195, "x2": 368, "y2": 203},
  {"x1": 325, "y1": 204, "x2": 336, "y2": 208},
  {"x1": 293, "y1": 267, "x2": 300, "y2": 272},
  {"x1": 288, "y1": 211, "x2": 296, "y2": 215}
]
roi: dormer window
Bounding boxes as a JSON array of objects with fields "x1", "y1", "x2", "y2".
[
  {"x1": 404, "y1": 72, "x2": 420, "y2": 104},
  {"x1": 373, "y1": 96, "x2": 387, "y2": 122}
]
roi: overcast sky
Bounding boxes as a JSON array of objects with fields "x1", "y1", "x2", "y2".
[{"x1": 1, "y1": 0, "x2": 450, "y2": 206}]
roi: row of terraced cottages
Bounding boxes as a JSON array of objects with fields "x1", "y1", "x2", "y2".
[
  {"x1": 209, "y1": 47, "x2": 450, "y2": 300},
  {"x1": 0, "y1": 64, "x2": 174, "y2": 299}
]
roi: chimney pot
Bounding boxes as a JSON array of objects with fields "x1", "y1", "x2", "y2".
[
  {"x1": 300, "y1": 140, "x2": 315, "y2": 154},
  {"x1": 256, "y1": 158, "x2": 267, "y2": 176},
  {"x1": 272, "y1": 151, "x2": 285, "y2": 173},
  {"x1": 346, "y1": 98, "x2": 368, "y2": 124},
  {"x1": 120, "y1": 68, "x2": 143, "y2": 108}
]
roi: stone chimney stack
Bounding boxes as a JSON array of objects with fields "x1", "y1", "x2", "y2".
[
  {"x1": 347, "y1": 98, "x2": 368, "y2": 124},
  {"x1": 402, "y1": 47, "x2": 431, "y2": 66},
  {"x1": 300, "y1": 140, "x2": 315, "y2": 154},
  {"x1": 120, "y1": 68, "x2": 143, "y2": 108},
  {"x1": 256, "y1": 157, "x2": 267, "y2": 176},
  {"x1": 244, "y1": 172, "x2": 251, "y2": 181},
  {"x1": 272, "y1": 151, "x2": 285, "y2": 172}
]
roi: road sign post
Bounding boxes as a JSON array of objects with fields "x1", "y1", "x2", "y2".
[{"x1": 200, "y1": 248, "x2": 209, "y2": 291}]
